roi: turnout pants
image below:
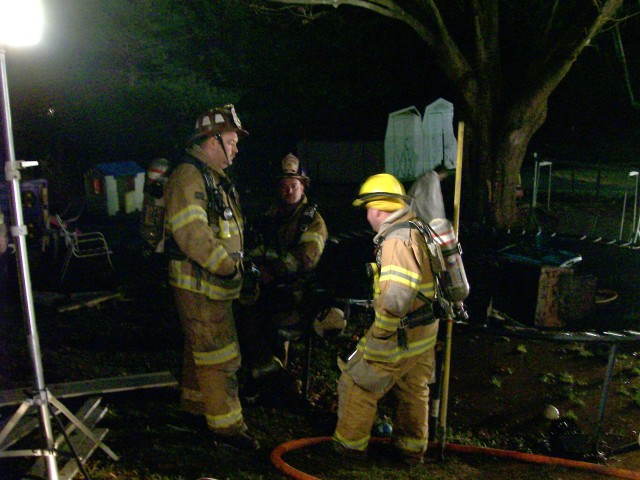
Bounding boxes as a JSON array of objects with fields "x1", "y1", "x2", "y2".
[
  {"x1": 334, "y1": 323, "x2": 437, "y2": 456},
  {"x1": 173, "y1": 288, "x2": 245, "y2": 435}
]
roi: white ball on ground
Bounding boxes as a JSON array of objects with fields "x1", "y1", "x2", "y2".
[{"x1": 543, "y1": 404, "x2": 560, "y2": 420}]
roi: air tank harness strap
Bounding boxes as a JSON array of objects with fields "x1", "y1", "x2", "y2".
[
  {"x1": 397, "y1": 297, "x2": 435, "y2": 349},
  {"x1": 182, "y1": 158, "x2": 226, "y2": 221},
  {"x1": 290, "y1": 203, "x2": 318, "y2": 247},
  {"x1": 299, "y1": 203, "x2": 317, "y2": 232}
]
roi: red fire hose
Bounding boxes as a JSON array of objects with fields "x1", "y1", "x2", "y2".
[{"x1": 270, "y1": 437, "x2": 640, "y2": 480}]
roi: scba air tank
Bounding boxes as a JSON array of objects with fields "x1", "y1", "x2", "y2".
[{"x1": 428, "y1": 218, "x2": 470, "y2": 303}]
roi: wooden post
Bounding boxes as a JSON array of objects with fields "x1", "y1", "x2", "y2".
[{"x1": 438, "y1": 121, "x2": 464, "y2": 460}]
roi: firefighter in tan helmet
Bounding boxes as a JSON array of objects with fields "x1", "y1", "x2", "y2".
[
  {"x1": 331, "y1": 173, "x2": 439, "y2": 464},
  {"x1": 237, "y1": 153, "x2": 328, "y2": 399},
  {"x1": 163, "y1": 104, "x2": 259, "y2": 451}
]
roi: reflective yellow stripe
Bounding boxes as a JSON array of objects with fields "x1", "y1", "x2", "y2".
[
  {"x1": 374, "y1": 311, "x2": 399, "y2": 330},
  {"x1": 396, "y1": 435, "x2": 427, "y2": 452},
  {"x1": 181, "y1": 387, "x2": 203, "y2": 403},
  {"x1": 193, "y1": 342, "x2": 240, "y2": 366},
  {"x1": 300, "y1": 231, "x2": 325, "y2": 251},
  {"x1": 419, "y1": 281, "x2": 435, "y2": 299},
  {"x1": 168, "y1": 205, "x2": 208, "y2": 231},
  {"x1": 379, "y1": 265, "x2": 421, "y2": 289},
  {"x1": 170, "y1": 275, "x2": 241, "y2": 300},
  {"x1": 203, "y1": 245, "x2": 229, "y2": 271},
  {"x1": 169, "y1": 262, "x2": 241, "y2": 300},
  {"x1": 228, "y1": 223, "x2": 242, "y2": 235},
  {"x1": 205, "y1": 407, "x2": 243, "y2": 429},
  {"x1": 333, "y1": 430, "x2": 369, "y2": 451},
  {"x1": 358, "y1": 333, "x2": 437, "y2": 363}
]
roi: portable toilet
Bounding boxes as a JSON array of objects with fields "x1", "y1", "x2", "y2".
[
  {"x1": 85, "y1": 161, "x2": 145, "y2": 216},
  {"x1": 423, "y1": 98, "x2": 457, "y2": 172},
  {"x1": 384, "y1": 106, "x2": 424, "y2": 181}
]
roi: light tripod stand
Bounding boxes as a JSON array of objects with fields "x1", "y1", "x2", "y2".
[
  {"x1": 0, "y1": 31, "x2": 117, "y2": 480},
  {"x1": 0, "y1": 35, "x2": 61, "y2": 479}
]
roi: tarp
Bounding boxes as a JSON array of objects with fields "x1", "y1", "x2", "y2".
[
  {"x1": 423, "y1": 98, "x2": 457, "y2": 171},
  {"x1": 384, "y1": 106, "x2": 423, "y2": 181},
  {"x1": 384, "y1": 99, "x2": 458, "y2": 181}
]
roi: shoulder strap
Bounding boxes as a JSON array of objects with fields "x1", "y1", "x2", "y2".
[
  {"x1": 378, "y1": 219, "x2": 439, "y2": 305},
  {"x1": 299, "y1": 203, "x2": 317, "y2": 233},
  {"x1": 288, "y1": 202, "x2": 318, "y2": 247},
  {"x1": 182, "y1": 158, "x2": 223, "y2": 223},
  {"x1": 379, "y1": 220, "x2": 435, "y2": 244}
]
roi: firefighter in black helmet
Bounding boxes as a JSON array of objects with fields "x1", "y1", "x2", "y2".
[{"x1": 163, "y1": 104, "x2": 259, "y2": 451}]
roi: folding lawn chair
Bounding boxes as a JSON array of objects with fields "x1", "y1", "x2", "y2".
[{"x1": 55, "y1": 214, "x2": 114, "y2": 284}]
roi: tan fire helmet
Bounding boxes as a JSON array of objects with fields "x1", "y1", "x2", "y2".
[
  {"x1": 278, "y1": 153, "x2": 310, "y2": 187},
  {"x1": 188, "y1": 103, "x2": 249, "y2": 145},
  {"x1": 313, "y1": 307, "x2": 346, "y2": 338}
]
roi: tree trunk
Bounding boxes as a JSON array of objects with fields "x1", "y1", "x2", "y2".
[{"x1": 494, "y1": 97, "x2": 549, "y2": 228}]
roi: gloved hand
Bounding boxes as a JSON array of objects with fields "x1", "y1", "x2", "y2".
[
  {"x1": 239, "y1": 260, "x2": 261, "y2": 305},
  {"x1": 313, "y1": 307, "x2": 346, "y2": 338}
]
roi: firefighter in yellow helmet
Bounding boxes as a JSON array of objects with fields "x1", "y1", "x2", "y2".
[
  {"x1": 163, "y1": 104, "x2": 259, "y2": 451},
  {"x1": 331, "y1": 173, "x2": 439, "y2": 464}
]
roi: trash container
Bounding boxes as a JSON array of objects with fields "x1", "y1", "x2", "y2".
[{"x1": 492, "y1": 242, "x2": 596, "y2": 328}]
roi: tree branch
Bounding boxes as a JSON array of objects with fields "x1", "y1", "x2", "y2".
[
  {"x1": 267, "y1": 0, "x2": 478, "y2": 121},
  {"x1": 263, "y1": 0, "x2": 407, "y2": 21},
  {"x1": 511, "y1": 0, "x2": 624, "y2": 126}
]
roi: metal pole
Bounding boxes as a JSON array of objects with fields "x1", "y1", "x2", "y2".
[
  {"x1": 629, "y1": 170, "x2": 640, "y2": 242},
  {"x1": 1, "y1": 48, "x2": 60, "y2": 480},
  {"x1": 534, "y1": 161, "x2": 553, "y2": 211},
  {"x1": 592, "y1": 343, "x2": 617, "y2": 454},
  {"x1": 532, "y1": 155, "x2": 539, "y2": 209},
  {"x1": 437, "y1": 120, "x2": 464, "y2": 461},
  {"x1": 619, "y1": 192, "x2": 628, "y2": 242},
  {"x1": 634, "y1": 173, "x2": 640, "y2": 244},
  {"x1": 546, "y1": 163, "x2": 552, "y2": 209}
]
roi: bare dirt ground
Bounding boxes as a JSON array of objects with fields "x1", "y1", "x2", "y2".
[{"x1": 3, "y1": 179, "x2": 640, "y2": 479}]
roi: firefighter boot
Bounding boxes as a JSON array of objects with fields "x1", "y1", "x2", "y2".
[
  {"x1": 251, "y1": 355, "x2": 284, "y2": 380},
  {"x1": 388, "y1": 445, "x2": 424, "y2": 465},
  {"x1": 214, "y1": 430, "x2": 260, "y2": 451},
  {"x1": 331, "y1": 440, "x2": 367, "y2": 459}
]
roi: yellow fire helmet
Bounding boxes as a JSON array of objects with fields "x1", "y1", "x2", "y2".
[{"x1": 352, "y1": 173, "x2": 408, "y2": 212}]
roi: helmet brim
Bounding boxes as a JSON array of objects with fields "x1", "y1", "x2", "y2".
[
  {"x1": 278, "y1": 173, "x2": 310, "y2": 187},
  {"x1": 352, "y1": 192, "x2": 408, "y2": 208}
]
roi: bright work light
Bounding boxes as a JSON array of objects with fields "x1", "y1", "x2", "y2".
[{"x1": 0, "y1": 0, "x2": 44, "y2": 46}]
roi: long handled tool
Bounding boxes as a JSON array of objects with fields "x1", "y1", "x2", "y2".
[{"x1": 437, "y1": 120, "x2": 464, "y2": 460}]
